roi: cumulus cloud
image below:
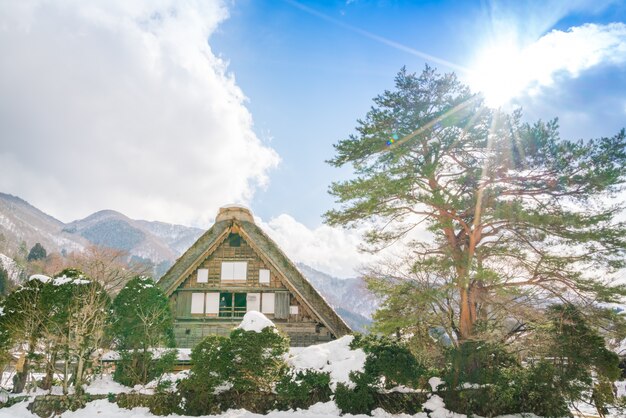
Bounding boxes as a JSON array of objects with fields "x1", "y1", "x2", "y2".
[
  {"x1": 258, "y1": 214, "x2": 373, "y2": 278},
  {"x1": 469, "y1": 22, "x2": 626, "y2": 106},
  {"x1": 0, "y1": 0, "x2": 279, "y2": 226},
  {"x1": 257, "y1": 213, "x2": 433, "y2": 278}
]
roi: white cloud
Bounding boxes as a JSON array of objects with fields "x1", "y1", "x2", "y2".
[
  {"x1": 257, "y1": 212, "x2": 434, "y2": 278},
  {"x1": 0, "y1": 0, "x2": 279, "y2": 226},
  {"x1": 468, "y1": 22, "x2": 626, "y2": 106},
  {"x1": 258, "y1": 214, "x2": 372, "y2": 278}
]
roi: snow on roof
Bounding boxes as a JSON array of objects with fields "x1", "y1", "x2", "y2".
[{"x1": 237, "y1": 311, "x2": 276, "y2": 333}]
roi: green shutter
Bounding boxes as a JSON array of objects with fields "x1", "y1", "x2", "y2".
[{"x1": 275, "y1": 292, "x2": 290, "y2": 319}]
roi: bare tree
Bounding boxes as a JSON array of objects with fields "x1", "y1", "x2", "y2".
[{"x1": 67, "y1": 246, "x2": 150, "y2": 294}]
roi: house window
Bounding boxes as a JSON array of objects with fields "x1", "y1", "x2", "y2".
[
  {"x1": 247, "y1": 293, "x2": 260, "y2": 312},
  {"x1": 197, "y1": 268, "x2": 208, "y2": 283},
  {"x1": 290, "y1": 306, "x2": 299, "y2": 315},
  {"x1": 261, "y1": 293, "x2": 275, "y2": 314},
  {"x1": 259, "y1": 269, "x2": 270, "y2": 285},
  {"x1": 206, "y1": 293, "x2": 220, "y2": 315},
  {"x1": 229, "y1": 233, "x2": 242, "y2": 247},
  {"x1": 219, "y1": 292, "x2": 247, "y2": 317},
  {"x1": 221, "y1": 261, "x2": 247, "y2": 281},
  {"x1": 191, "y1": 293, "x2": 204, "y2": 314}
]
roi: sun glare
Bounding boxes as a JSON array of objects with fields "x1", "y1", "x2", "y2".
[{"x1": 468, "y1": 42, "x2": 529, "y2": 107}]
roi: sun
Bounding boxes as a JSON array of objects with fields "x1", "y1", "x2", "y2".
[{"x1": 467, "y1": 41, "x2": 531, "y2": 107}]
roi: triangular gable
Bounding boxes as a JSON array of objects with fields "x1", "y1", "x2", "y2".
[
  {"x1": 158, "y1": 220, "x2": 230, "y2": 296},
  {"x1": 236, "y1": 220, "x2": 351, "y2": 338},
  {"x1": 157, "y1": 217, "x2": 351, "y2": 339}
]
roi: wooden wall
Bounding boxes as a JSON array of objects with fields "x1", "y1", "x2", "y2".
[{"x1": 170, "y1": 231, "x2": 331, "y2": 347}]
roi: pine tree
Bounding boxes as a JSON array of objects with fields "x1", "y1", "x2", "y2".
[
  {"x1": 27, "y1": 242, "x2": 47, "y2": 262},
  {"x1": 110, "y1": 276, "x2": 175, "y2": 385},
  {"x1": 326, "y1": 66, "x2": 626, "y2": 343}
]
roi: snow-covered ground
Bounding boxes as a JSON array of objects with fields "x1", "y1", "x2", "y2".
[{"x1": 1, "y1": 312, "x2": 625, "y2": 418}]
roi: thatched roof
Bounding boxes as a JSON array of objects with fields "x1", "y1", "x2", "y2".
[{"x1": 157, "y1": 206, "x2": 351, "y2": 339}]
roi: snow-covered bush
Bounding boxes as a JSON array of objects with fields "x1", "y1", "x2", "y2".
[
  {"x1": 228, "y1": 326, "x2": 289, "y2": 393},
  {"x1": 178, "y1": 312, "x2": 289, "y2": 414},
  {"x1": 334, "y1": 334, "x2": 428, "y2": 415},
  {"x1": 177, "y1": 335, "x2": 229, "y2": 414},
  {"x1": 351, "y1": 333, "x2": 428, "y2": 389}
]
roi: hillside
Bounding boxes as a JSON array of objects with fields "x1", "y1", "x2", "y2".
[
  {"x1": 0, "y1": 193, "x2": 204, "y2": 266},
  {"x1": 0, "y1": 193, "x2": 88, "y2": 256}
]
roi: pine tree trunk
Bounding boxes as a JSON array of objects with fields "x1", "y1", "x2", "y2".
[{"x1": 459, "y1": 286, "x2": 475, "y2": 341}]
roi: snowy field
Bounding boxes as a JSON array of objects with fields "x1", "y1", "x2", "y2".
[{"x1": 1, "y1": 314, "x2": 624, "y2": 417}]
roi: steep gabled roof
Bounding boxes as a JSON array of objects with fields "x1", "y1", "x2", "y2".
[{"x1": 157, "y1": 207, "x2": 351, "y2": 339}]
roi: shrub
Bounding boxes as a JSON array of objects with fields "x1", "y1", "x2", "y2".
[
  {"x1": 116, "y1": 392, "x2": 182, "y2": 416},
  {"x1": 228, "y1": 327, "x2": 289, "y2": 393},
  {"x1": 113, "y1": 349, "x2": 177, "y2": 387},
  {"x1": 177, "y1": 335, "x2": 229, "y2": 415},
  {"x1": 334, "y1": 375, "x2": 377, "y2": 416},
  {"x1": 351, "y1": 334, "x2": 427, "y2": 389},
  {"x1": 275, "y1": 370, "x2": 332, "y2": 409},
  {"x1": 178, "y1": 325, "x2": 289, "y2": 414}
]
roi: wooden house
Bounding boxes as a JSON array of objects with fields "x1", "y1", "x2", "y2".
[{"x1": 157, "y1": 205, "x2": 351, "y2": 347}]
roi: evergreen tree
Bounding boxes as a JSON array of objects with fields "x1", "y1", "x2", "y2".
[
  {"x1": 326, "y1": 66, "x2": 626, "y2": 343},
  {"x1": 111, "y1": 276, "x2": 174, "y2": 350},
  {"x1": 110, "y1": 276, "x2": 175, "y2": 385},
  {"x1": 27, "y1": 243, "x2": 47, "y2": 262},
  {"x1": 0, "y1": 277, "x2": 49, "y2": 392}
]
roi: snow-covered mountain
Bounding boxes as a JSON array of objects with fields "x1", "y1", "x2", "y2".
[
  {"x1": 296, "y1": 263, "x2": 379, "y2": 332},
  {"x1": 0, "y1": 253, "x2": 22, "y2": 283},
  {"x1": 0, "y1": 193, "x2": 203, "y2": 265},
  {"x1": 296, "y1": 263, "x2": 379, "y2": 319},
  {"x1": 0, "y1": 193, "x2": 88, "y2": 256}
]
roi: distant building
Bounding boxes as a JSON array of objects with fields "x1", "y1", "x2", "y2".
[{"x1": 157, "y1": 205, "x2": 351, "y2": 347}]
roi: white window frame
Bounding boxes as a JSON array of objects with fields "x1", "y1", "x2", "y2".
[
  {"x1": 197, "y1": 268, "x2": 209, "y2": 283},
  {"x1": 221, "y1": 261, "x2": 247, "y2": 281},
  {"x1": 261, "y1": 293, "x2": 275, "y2": 314},
  {"x1": 259, "y1": 269, "x2": 270, "y2": 285},
  {"x1": 191, "y1": 293, "x2": 205, "y2": 314},
  {"x1": 290, "y1": 306, "x2": 299, "y2": 315}
]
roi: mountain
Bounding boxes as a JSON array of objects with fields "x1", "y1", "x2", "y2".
[
  {"x1": 0, "y1": 192, "x2": 378, "y2": 329},
  {"x1": 62, "y1": 210, "x2": 203, "y2": 264},
  {"x1": 0, "y1": 193, "x2": 88, "y2": 256},
  {"x1": 0, "y1": 193, "x2": 204, "y2": 268},
  {"x1": 296, "y1": 263, "x2": 379, "y2": 332}
]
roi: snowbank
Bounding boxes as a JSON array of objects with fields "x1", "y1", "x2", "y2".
[
  {"x1": 237, "y1": 311, "x2": 276, "y2": 332},
  {"x1": 101, "y1": 348, "x2": 191, "y2": 362},
  {"x1": 286, "y1": 335, "x2": 366, "y2": 386},
  {"x1": 85, "y1": 375, "x2": 131, "y2": 395}
]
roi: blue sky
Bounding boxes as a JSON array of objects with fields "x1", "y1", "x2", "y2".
[
  {"x1": 1, "y1": 0, "x2": 625, "y2": 276},
  {"x1": 210, "y1": 0, "x2": 626, "y2": 226}
]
